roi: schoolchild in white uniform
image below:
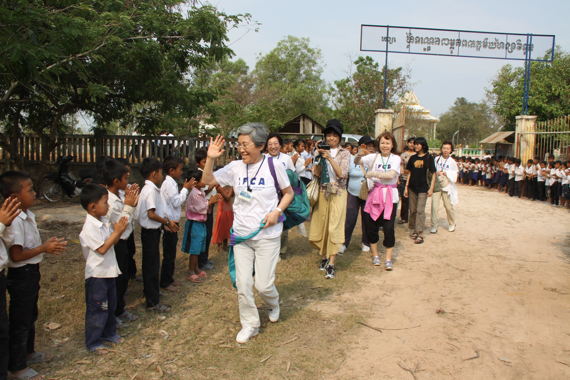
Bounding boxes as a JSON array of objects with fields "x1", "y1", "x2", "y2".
[
  {"x1": 136, "y1": 158, "x2": 178, "y2": 313},
  {"x1": 104, "y1": 160, "x2": 140, "y2": 325},
  {"x1": 0, "y1": 171, "x2": 67, "y2": 379},
  {"x1": 160, "y1": 156, "x2": 194, "y2": 292},
  {"x1": 79, "y1": 184, "x2": 130, "y2": 353},
  {"x1": 0, "y1": 198, "x2": 20, "y2": 379}
]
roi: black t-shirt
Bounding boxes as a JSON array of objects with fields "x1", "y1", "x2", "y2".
[{"x1": 406, "y1": 154, "x2": 436, "y2": 193}]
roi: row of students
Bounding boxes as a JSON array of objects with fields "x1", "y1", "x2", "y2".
[{"x1": 456, "y1": 155, "x2": 570, "y2": 207}]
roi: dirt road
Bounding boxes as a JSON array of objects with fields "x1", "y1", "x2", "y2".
[{"x1": 330, "y1": 185, "x2": 570, "y2": 379}]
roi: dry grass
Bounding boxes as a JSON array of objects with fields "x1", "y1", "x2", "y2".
[{"x1": 19, "y1": 215, "x2": 380, "y2": 379}]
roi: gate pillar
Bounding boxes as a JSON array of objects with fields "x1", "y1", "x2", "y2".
[
  {"x1": 515, "y1": 115, "x2": 537, "y2": 162},
  {"x1": 374, "y1": 109, "x2": 394, "y2": 138}
]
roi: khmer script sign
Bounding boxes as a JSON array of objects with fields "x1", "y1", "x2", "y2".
[{"x1": 360, "y1": 25, "x2": 555, "y2": 62}]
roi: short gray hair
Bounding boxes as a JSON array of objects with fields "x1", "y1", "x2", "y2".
[{"x1": 237, "y1": 123, "x2": 269, "y2": 148}]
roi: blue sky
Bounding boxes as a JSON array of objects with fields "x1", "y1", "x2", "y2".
[{"x1": 214, "y1": 0, "x2": 570, "y2": 118}]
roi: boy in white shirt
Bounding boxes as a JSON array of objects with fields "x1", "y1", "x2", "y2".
[
  {"x1": 560, "y1": 162, "x2": 570, "y2": 208},
  {"x1": 537, "y1": 161, "x2": 547, "y2": 201},
  {"x1": 104, "y1": 160, "x2": 140, "y2": 325},
  {"x1": 160, "y1": 156, "x2": 194, "y2": 292},
  {"x1": 513, "y1": 159, "x2": 524, "y2": 198},
  {"x1": 136, "y1": 158, "x2": 178, "y2": 313},
  {"x1": 79, "y1": 184, "x2": 129, "y2": 353},
  {"x1": 0, "y1": 198, "x2": 21, "y2": 379},
  {"x1": 0, "y1": 171, "x2": 67, "y2": 379}
]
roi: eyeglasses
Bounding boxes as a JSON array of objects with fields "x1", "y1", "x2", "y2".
[{"x1": 236, "y1": 142, "x2": 253, "y2": 150}]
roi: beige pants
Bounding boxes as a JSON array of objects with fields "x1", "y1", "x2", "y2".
[
  {"x1": 431, "y1": 191, "x2": 455, "y2": 229},
  {"x1": 309, "y1": 190, "x2": 347, "y2": 258},
  {"x1": 408, "y1": 190, "x2": 427, "y2": 234}
]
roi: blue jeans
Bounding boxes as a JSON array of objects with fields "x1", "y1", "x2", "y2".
[{"x1": 85, "y1": 277, "x2": 117, "y2": 350}]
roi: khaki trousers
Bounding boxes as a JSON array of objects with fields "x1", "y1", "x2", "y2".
[
  {"x1": 408, "y1": 190, "x2": 427, "y2": 234},
  {"x1": 309, "y1": 190, "x2": 347, "y2": 258},
  {"x1": 431, "y1": 191, "x2": 455, "y2": 229}
]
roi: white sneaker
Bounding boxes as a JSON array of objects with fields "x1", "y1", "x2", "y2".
[
  {"x1": 362, "y1": 245, "x2": 370, "y2": 252},
  {"x1": 448, "y1": 224, "x2": 456, "y2": 232},
  {"x1": 297, "y1": 223, "x2": 307, "y2": 238},
  {"x1": 236, "y1": 326, "x2": 259, "y2": 343},
  {"x1": 338, "y1": 245, "x2": 346, "y2": 255},
  {"x1": 269, "y1": 305, "x2": 280, "y2": 323},
  {"x1": 430, "y1": 227, "x2": 438, "y2": 234}
]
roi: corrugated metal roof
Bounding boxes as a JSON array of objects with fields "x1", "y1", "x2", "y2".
[{"x1": 480, "y1": 131, "x2": 515, "y2": 144}]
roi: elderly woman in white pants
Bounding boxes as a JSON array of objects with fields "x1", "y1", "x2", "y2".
[
  {"x1": 202, "y1": 123, "x2": 293, "y2": 343},
  {"x1": 430, "y1": 141, "x2": 459, "y2": 233}
]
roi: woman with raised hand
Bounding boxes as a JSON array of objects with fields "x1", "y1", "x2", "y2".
[
  {"x1": 201, "y1": 123, "x2": 294, "y2": 344},
  {"x1": 355, "y1": 132, "x2": 400, "y2": 271},
  {"x1": 310, "y1": 119, "x2": 351, "y2": 280}
]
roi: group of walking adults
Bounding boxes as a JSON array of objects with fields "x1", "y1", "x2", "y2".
[{"x1": 202, "y1": 120, "x2": 458, "y2": 343}]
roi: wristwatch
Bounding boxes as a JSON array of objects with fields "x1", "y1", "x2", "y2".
[
  {"x1": 164, "y1": 217, "x2": 170, "y2": 226},
  {"x1": 276, "y1": 207, "x2": 283, "y2": 216}
]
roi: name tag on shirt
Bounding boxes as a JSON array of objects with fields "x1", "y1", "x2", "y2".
[{"x1": 238, "y1": 190, "x2": 253, "y2": 202}]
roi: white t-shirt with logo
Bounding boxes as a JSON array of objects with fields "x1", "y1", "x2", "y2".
[
  {"x1": 214, "y1": 157, "x2": 291, "y2": 240},
  {"x1": 360, "y1": 153, "x2": 401, "y2": 203}
]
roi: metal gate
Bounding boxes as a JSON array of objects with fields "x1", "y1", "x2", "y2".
[{"x1": 517, "y1": 115, "x2": 570, "y2": 162}]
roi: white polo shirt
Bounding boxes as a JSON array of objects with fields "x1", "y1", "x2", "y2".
[
  {"x1": 136, "y1": 180, "x2": 164, "y2": 229},
  {"x1": 0, "y1": 223, "x2": 14, "y2": 272},
  {"x1": 8, "y1": 210, "x2": 43, "y2": 268},
  {"x1": 79, "y1": 214, "x2": 120, "y2": 279},
  {"x1": 106, "y1": 190, "x2": 135, "y2": 240},
  {"x1": 160, "y1": 175, "x2": 188, "y2": 222}
]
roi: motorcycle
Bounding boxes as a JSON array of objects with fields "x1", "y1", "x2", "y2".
[{"x1": 41, "y1": 155, "x2": 95, "y2": 202}]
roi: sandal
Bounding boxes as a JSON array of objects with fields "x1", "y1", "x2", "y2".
[
  {"x1": 101, "y1": 335, "x2": 125, "y2": 344},
  {"x1": 186, "y1": 275, "x2": 202, "y2": 283},
  {"x1": 197, "y1": 271, "x2": 208, "y2": 278},
  {"x1": 118, "y1": 311, "x2": 139, "y2": 322},
  {"x1": 414, "y1": 236, "x2": 424, "y2": 244},
  {"x1": 11, "y1": 367, "x2": 43, "y2": 379},
  {"x1": 147, "y1": 303, "x2": 171, "y2": 313},
  {"x1": 89, "y1": 346, "x2": 108, "y2": 355},
  {"x1": 410, "y1": 233, "x2": 418, "y2": 240},
  {"x1": 397, "y1": 220, "x2": 407, "y2": 224},
  {"x1": 27, "y1": 351, "x2": 53, "y2": 364}
]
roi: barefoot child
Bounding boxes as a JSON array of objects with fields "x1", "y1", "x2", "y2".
[
  {"x1": 103, "y1": 160, "x2": 140, "y2": 325},
  {"x1": 0, "y1": 171, "x2": 67, "y2": 380},
  {"x1": 159, "y1": 156, "x2": 195, "y2": 293},
  {"x1": 182, "y1": 170, "x2": 220, "y2": 283},
  {"x1": 211, "y1": 183, "x2": 234, "y2": 253},
  {"x1": 79, "y1": 184, "x2": 130, "y2": 353}
]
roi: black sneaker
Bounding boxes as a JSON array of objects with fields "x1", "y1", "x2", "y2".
[
  {"x1": 319, "y1": 258, "x2": 329, "y2": 271},
  {"x1": 325, "y1": 264, "x2": 335, "y2": 279}
]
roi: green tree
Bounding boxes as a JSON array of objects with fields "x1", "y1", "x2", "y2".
[
  {"x1": 436, "y1": 97, "x2": 501, "y2": 148},
  {"x1": 252, "y1": 36, "x2": 329, "y2": 130},
  {"x1": 331, "y1": 56, "x2": 412, "y2": 135},
  {"x1": 0, "y1": 0, "x2": 249, "y2": 166},
  {"x1": 486, "y1": 47, "x2": 570, "y2": 130}
]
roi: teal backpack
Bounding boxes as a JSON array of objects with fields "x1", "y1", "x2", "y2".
[{"x1": 268, "y1": 157, "x2": 310, "y2": 230}]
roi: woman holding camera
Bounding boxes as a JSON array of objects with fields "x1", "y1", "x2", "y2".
[{"x1": 309, "y1": 119, "x2": 351, "y2": 279}]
